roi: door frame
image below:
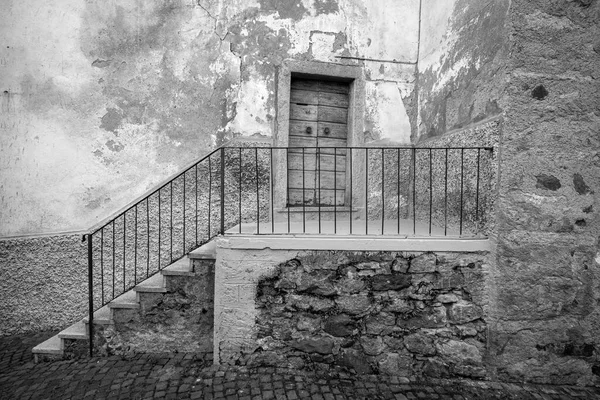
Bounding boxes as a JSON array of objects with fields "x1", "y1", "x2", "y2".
[{"x1": 272, "y1": 60, "x2": 366, "y2": 217}]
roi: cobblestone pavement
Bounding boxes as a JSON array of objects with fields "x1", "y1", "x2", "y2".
[{"x1": 2, "y1": 333, "x2": 600, "y2": 399}]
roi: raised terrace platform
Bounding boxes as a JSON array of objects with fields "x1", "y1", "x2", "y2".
[{"x1": 226, "y1": 217, "x2": 484, "y2": 240}]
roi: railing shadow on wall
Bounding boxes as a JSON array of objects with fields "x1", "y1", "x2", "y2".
[{"x1": 83, "y1": 145, "x2": 494, "y2": 356}]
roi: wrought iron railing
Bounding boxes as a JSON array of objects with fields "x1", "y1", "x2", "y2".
[{"x1": 84, "y1": 145, "x2": 494, "y2": 355}]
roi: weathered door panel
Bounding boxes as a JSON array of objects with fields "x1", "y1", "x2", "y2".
[{"x1": 288, "y1": 78, "x2": 349, "y2": 207}]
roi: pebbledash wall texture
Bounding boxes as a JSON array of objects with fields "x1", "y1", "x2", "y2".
[{"x1": 1, "y1": 0, "x2": 600, "y2": 387}]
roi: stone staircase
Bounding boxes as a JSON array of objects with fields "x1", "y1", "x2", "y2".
[{"x1": 32, "y1": 241, "x2": 217, "y2": 362}]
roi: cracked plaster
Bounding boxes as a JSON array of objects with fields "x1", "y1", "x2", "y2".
[{"x1": 1, "y1": 0, "x2": 419, "y2": 237}]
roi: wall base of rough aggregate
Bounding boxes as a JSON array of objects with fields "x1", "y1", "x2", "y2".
[
  {"x1": 0, "y1": 234, "x2": 87, "y2": 337},
  {"x1": 216, "y1": 247, "x2": 492, "y2": 381}
]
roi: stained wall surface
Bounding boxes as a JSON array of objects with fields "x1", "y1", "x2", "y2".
[
  {"x1": 417, "y1": 0, "x2": 600, "y2": 386},
  {"x1": 416, "y1": 0, "x2": 510, "y2": 139},
  {"x1": 491, "y1": 0, "x2": 600, "y2": 385},
  {"x1": 0, "y1": 0, "x2": 419, "y2": 237}
]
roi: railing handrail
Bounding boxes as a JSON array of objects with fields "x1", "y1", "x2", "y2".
[
  {"x1": 86, "y1": 147, "x2": 223, "y2": 236},
  {"x1": 85, "y1": 145, "x2": 493, "y2": 235}
]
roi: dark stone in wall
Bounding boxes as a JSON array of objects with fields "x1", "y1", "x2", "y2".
[
  {"x1": 251, "y1": 251, "x2": 489, "y2": 380},
  {"x1": 371, "y1": 274, "x2": 412, "y2": 291},
  {"x1": 531, "y1": 84, "x2": 549, "y2": 100},
  {"x1": 535, "y1": 174, "x2": 561, "y2": 191},
  {"x1": 324, "y1": 314, "x2": 356, "y2": 337},
  {"x1": 573, "y1": 173, "x2": 593, "y2": 195}
]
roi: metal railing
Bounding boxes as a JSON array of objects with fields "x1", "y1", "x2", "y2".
[{"x1": 84, "y1": 145, "x2": 494, "y2": 355}]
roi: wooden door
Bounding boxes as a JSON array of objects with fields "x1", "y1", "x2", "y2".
[{"x1": 288, "y1": 78, "x2": 349, "y2": 207}]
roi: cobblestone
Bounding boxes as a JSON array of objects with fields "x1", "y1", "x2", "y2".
[{"x1": 1, "y1": 333, "x2": 600, "y2": 399}]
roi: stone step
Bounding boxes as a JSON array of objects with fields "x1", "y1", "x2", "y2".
[
  {"x1": 107, "y1": 291, "x2": 139, "y2": 309},
  {"x1": 58, "y1": 321, "x2": 88, "y2": 340},
  {"x1": 134, "y1": 272, "x2": 166, "y2": 293},
  {"x1": 32, "y1": 335, "x2": 63, "y2": 356},
  {"x1": 83, "y1": 306, "x2": 112, "y2": 326},
  {"x1": 162, "y1": 257, "x2": 195, "y2": 276},
  {"x1": 33, "y1": 240, "x2": 216, "y2": 362},
  {"x1": 189, "y1": 241, "x2": 217, "y2": 260}
]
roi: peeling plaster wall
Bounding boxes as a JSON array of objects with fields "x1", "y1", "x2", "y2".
[
  {"x1": 416, "y1": 0, "x2": 510, "y2": 139},
  {"x1": 1, "y1": 0, "x2": 419, "y2": 237}
]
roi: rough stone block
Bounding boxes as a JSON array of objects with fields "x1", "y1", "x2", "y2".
[
  {"x1": 448, "y1": 300, "x2": 483, "y2": 324},
  {"x1": 364, "y1": 312, "x2": 396, "y2": 335},
  {"x1": 289, "y1": 336, "x2": 334, "y2": 355},
  {"x1": 404, "y1": 333, "x2": 436, "y2": 356},
  {"x1": 437, "y1": 339, "x2": 482, "y2": 364},
  {"x1": 371, "y1": 274, "x2": 412, "y2": 291},
  {"x1": 334, "y1": 276, "x2": 366, "y2": 294},
  {"x1": 360, "y1": 336, "x2": 386, "y2": 356},
  {"x1": 335, "y1": 294, "x2": 372, "y2": 315},
  {"x1": 409, "y1": 253, "x2": 437, "y2": 273},
  {"x1": 324, "y1": 314, "x2": 356, "y2": 337},
  {"x1": 377, "y1": 352, "x2": 413, "y2": 375},
  {"x1": 287, "y1": 294, "x2": 335, "y2": 312}
]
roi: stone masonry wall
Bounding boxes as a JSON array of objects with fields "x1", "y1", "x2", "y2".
[
  {"x1": 94, "y1": 258, "x2": 214, "y2": 356},
  {"x1": 231, "y1": 250, "x2": 490, "y2": 380}
]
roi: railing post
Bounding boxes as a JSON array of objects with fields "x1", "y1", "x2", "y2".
[
  {"x1": 86, "y1": 233, "x2": 94, "y2": 357},
  {"x1": 220, "y1": 147, "x2": 226, "y2": 235}
]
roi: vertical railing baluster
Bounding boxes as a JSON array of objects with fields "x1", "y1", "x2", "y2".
[
  {"x1": 302, "y1": 147, "x2": 306, "y2": 233},
  {"x1": 349, "y1": 149, "x2": 353, "y2": 235},
  {"x1": 429, "y1": 148, "x2": 432, "y2": 236},
  {"x1": 334, "y1": 147, "x2": 337, "y2": 234},
  {"x1": 87, "y1": 233, "x2": 93, "y2": 357},
  {"x1": 112, "y1": 220, "x2": 115, "y2": 299},
  {"x1": 286, "y1": 148, "x2": 290, "y2": 233},
  {"x1": 183, "y1": 171, "x2": 186, "y2": 255},
  {"x1": 134, "y1": 206, "x2": 137, "y2": 285},
  {"x1": 255, "y1": 147, "x2": 260, "y2": 234},
  {"x1": 475, "y1": 148, "x2": 481, "y2": 231},
  {"x1": 270, "y1": 148, "x2": 274, "y2": 234},
  {"x1": 195, "y1": 164, "x2": 198, "y2": 246},
  {"x1": 460, "y1": 148, "x2": 464, "y2": 236},
  {"x1": 170, "y1": 181, "x2": 173, "y2": 263},
  {"x1": 239, "y1": 148, "x2": 242, "y2": 234},
  {"x1": 397, "y1": 149, "x2": 400, "y2": 235},
  {"x1": 318, "y1": 147, "x2": 321, "y2": 234},
  {"x1": 208, "y1": 156, "x2": 212, "y2": 239},
  {"x1": 146, "y1": 198, "x2": 150, "y2": 278},
  {"x1": 412, "y1": 148, "x2": 416, "y2": 235},
  {"x1": 444, "y1": 149, "x2": 448, "y2": 237},
  {"x1": 158, "y1": 189, "x2": 161, "y2": 269},
  {"x1": 220, "y1": 148, "x2": 226, "y2": 235},
  {"x1": 381, "y1": 148, "x2": 385, "y2": 235},
  {"x1": 365, "y1": 148, "x2": 369, "y2": 235},
  {"x1": 123, "y1": 214, "x2": 126, "y2": 293},
  {"x1": 100, "y1": 228, "x2": 104, "y2": 305}
]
